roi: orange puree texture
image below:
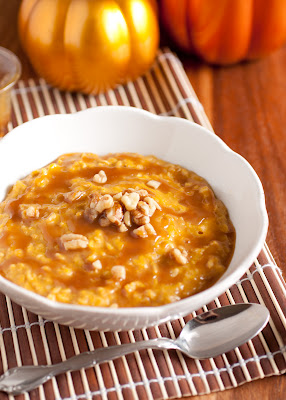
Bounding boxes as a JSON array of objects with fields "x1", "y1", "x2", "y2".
[{"x1": 0, "y1": 153, "x2": 235, "y2": 307}]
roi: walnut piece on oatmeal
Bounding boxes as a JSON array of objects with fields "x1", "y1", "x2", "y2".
[
  {"x1": 118, "y1": 223, "x2": 128, "y2": 232},
  {"x1": 84, "y1": 208, "x2": 98, "y2": 223},
  {"x1": 123, "y1": 211, "x2": 131, "y2": 227},
  {"x1": 137, "y1": 200, "x2": 150, "y2": 216},
  {"x1": 93, "y1": 170, "x2": 107, "y2": 183},
  {"x1": 106, "y1": 202, "x2": 124, "y2": 226},
  {"x1": 26, "y1": 206, "x2": 40, "y2": 218},
  {"x1": 144, "y1": 197, "x2": 161, "y2": 215},
  {"x1": 170, "y1": 248, "x2": 188, "y2": 265},
  {"x1": 111, "y1": 265, "x2": 126, "y2": 280},
  {"x1": 113, "y1": 192, "x2": 123, "y2": 201},
  {"x1": 61, "y1": 233, "x2": 89, "y2": 250},
  {"x1": 147, "y1": 180, "x2": 161, "y2": 189},
  {"x1": 92, "y1": 260, "x2": 102, "y2": 270},
  {"x1": 20, "y1": 205, "x2": 40, "y2": 219},
  {"x1": 95, "y1": 194, "x2": 114, "y2": 213},
  {"x1": 133, "y1": 223, "x2": 156, "y2": 238},
  {"x1": 131, "y1": 209, "x2": 150, "y2": 226},
  {"x1": 89, "y1": 193, "x2": 100, "y2": 209},
  {"x1": 98, "y1": 214, "x2": 111, "y2": 227},
  {"x1": 121, "y1": 192, "x2": 140, "y2": 211},
  {"x1": 64, "y1": 190, "x2": 86, "y2": 203}
]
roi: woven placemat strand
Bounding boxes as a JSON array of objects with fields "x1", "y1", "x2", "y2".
[{"x1": 0, "y1": 49, "x2": 285, "y2": 400}]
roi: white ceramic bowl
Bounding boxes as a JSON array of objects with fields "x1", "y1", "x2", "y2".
[{"x1": 0, "y1": 106, "x2": 268, "y2": 331}]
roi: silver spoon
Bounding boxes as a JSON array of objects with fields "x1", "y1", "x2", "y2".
[{"x1": 0, "y1": 303, "x2": 269, "y2": 395}]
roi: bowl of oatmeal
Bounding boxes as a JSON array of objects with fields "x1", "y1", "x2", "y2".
[{"x1": 0, "y1": 107, "x2": 268, "y2": 330}]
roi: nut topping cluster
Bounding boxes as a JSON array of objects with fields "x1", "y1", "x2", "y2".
[
  {"x1": 59, "y1": 170, "x2": 189, "y2": 279},
  {"x1": 83, "y1": 173, "x2": 161, "y2": 238}
]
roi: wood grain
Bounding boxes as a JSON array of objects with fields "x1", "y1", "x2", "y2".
[{"x1": 0, "y1": 1, "x2": 285, "y2": 399}]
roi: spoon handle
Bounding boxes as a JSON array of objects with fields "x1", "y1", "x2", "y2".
[{"x1": 0, "y1": 337, "x2": 175, "y2": 395}]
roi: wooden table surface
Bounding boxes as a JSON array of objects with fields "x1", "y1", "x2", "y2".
[{"x1": 1, "y1": 1, "x2": 285, "y2": 399}]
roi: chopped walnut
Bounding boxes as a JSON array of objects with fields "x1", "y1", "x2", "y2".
[
  {"x1": 131, "y1": 209, "x2": 150, "y2": 226},
  {"x1": 93, "y1": 170, "x2": 107, "y2": 183},
  {"x1": 147, "y1": 180, "x2": 161, "y2": 189},
  {"x1": 111, "y1": 265, "x2": 126, "y2": 280},
  {"x1": 144, "y1": 223, "x2": 157, "y2": 236},
  {"x1": 106, "y1": 202, "x2": 123, "y2": 226},
  {"x1": 25, "y1": 205, "x2": 40, "y2": 219},
  {"x1": 137, "y1": 201, "x2": 150, "y2": 216},
  {"x1": 95, "y1": 194, "x2": 114, "y2": 213},
  {"x1": 121, "y1": 192, "x2": 140, "y2": 211},
  {"x1": 84, "y1": 207, "x2": 98, "y2": 223},
  {"x1": 133, "y1": 223, "x2": 156, "y2": 238},
  {"x1": 61, "y1": 233, "x2": 89, "y2": 250},
  {"x1": 89, "y1": 193, "x2": 100, "y2": 209},
  {"x1": 137, "y1": 189, "x2": 149, "y2": 198},
  {"x1": 144, "y1": 197, "x2": 161, "y2": 215},
  {"x1": 118, "y1": 223, "x2": 128, "y2": 232},
  {"x1": 83, "y1": 188, "x2": 160, "y2": 235},
  {"x1": 124, "y1": 280, "x2": 145, "y2": 293},
  {"x1": 170, "y1": 268, "x2": 179, "y2": 277},
  {"x1": 133, "y1": 225, "x2": 148, "y2": 238},
  {"x1": 113, "y1": 192, "x2": 123, "y2": 201},
  {"x1": 170, "y1": 248, "x2": 188, "y2": 265},
  {"x1": 123, "y1": 211, "x2": 131, "y2": 227},
  {"x1": 64, "y1": 191, "x2": 85, "y2": 203},
  {"x1": 92, "y1": 260, "x2": 102, "y2": 270},
  {"x1": 98, "y1": 215, "x2": 111, "y2": 227}
]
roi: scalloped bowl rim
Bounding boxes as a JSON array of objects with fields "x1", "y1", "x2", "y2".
[{"x1": 0, "y1": 106, "x2": 268, "y2": 329}]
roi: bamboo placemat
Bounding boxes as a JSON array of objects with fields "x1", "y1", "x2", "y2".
[{"x1": 0, "y1": 49, "x2": 285, "y2": 400}]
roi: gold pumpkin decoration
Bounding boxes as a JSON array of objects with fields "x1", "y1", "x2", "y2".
[{"x1": 19, "y1": 0, "x2": 159, "y2": 94}]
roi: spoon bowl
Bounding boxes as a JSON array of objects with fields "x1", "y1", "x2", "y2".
[
  {"x1": 175, "y1": 303, "x2": 269, "y2": 358},
  {"x1": 0, "y1": 303, "x2": 269, "y2": 395}
]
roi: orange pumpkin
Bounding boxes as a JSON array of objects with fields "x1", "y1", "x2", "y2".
[
  {"x1": 159, "y1": 0, "x2": 286, "y2": 64},
  {"x1": 19, "y1": 0, "x2": 159, "y2": 94}
]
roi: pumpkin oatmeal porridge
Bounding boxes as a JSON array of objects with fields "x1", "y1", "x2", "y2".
[{"x1": 0, "y1": 153, "x2": 235, "y2": 307}]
